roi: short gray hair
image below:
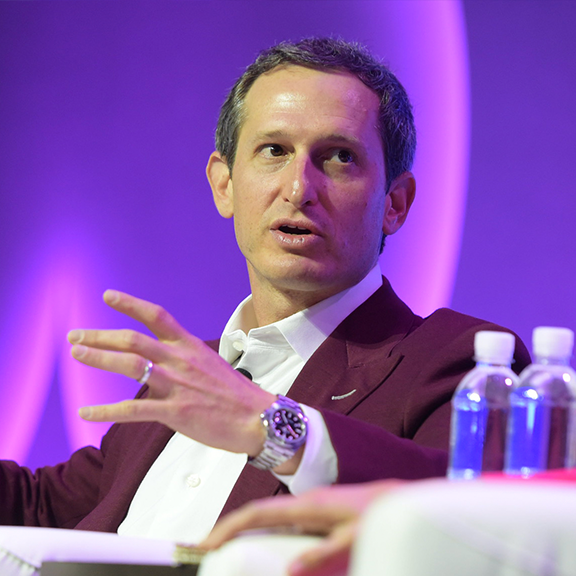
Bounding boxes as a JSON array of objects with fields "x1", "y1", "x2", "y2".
[{"x1": 215, "y1": 37, "x2": 416, "y2": 191}]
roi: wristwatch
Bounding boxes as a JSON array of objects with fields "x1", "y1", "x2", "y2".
[{"x1": 248, "y1": 395, "x2": 308, "y2": 471}]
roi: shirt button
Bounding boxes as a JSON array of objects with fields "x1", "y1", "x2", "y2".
[
  {"x1": 186, "y1": 474, "x2": 201, "y2": 488},
  {"x1": 232, "y1": 341, "x2": 245, "y2": 352}
]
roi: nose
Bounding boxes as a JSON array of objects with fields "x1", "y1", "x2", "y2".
[{"x1": 282, "y1": 155, "x2": 320, "y2": 208}]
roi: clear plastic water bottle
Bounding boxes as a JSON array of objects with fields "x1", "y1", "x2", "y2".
[
  {"x1": 448, "y1": 331, "x2": 518, "y2": 480},
  {"x1": 505, "y1": 327, "x2": 576, "y2": 476}
]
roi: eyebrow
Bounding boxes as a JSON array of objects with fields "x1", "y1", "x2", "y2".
[
  {"x1": 249, "y1": 130, "x2": 365, "y2": 149},
  {"x1": 247, "y1": 130, "x2": 286, "y2": 144}
]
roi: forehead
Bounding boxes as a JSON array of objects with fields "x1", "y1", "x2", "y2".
[{"x1": 239, "y1": 65, "x2": 382, "y2": 147}]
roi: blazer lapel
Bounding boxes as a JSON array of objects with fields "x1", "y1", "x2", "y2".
[
  {"x1": 287, "y1": 277, "x2": 419, "y2": 414},
  {"x1": 220, "y1": 278, "x2": 420, "y2": 516}
]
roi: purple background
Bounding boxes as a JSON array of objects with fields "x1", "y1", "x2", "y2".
[{"x1": 0, "y1": 1, "x2": 574, "y2": 471}]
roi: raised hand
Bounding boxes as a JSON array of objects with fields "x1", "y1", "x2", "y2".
[{"x1": 67, "y1": 289, "x2": 275, "y2": 457}]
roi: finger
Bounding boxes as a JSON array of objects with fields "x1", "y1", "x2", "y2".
[
  {"x1": 68, "y1": 329, "x2": 170, "y2": 363},
  {"x1": 78, "y1": 397, "x2": 169, "y2": 423},
  {"x1": 200, "y1": 498, "x2": 295, "y2": 549},
  {"x1": 203, "y1": 483, "x2": 389, "y2": 549},
  {"x1": 70, "y1": 344, "x2": 170, "y2": 393},
  {"x1": 289, "y1": 522, "x2": 356, "y2": 576},
  {"x1": 103, "y1": 290, "x2": 190, "y2": 342},
  {"x1": 201, "y1": 497, "x2": 342, "y2": 550}
]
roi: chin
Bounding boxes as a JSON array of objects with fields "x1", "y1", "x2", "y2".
[
  {"x1": 248, "y1": 252, "x2": 372, "y2": 294},
  {"x1": 268, "y1": 265, "x2": 353, "y2": 295}
]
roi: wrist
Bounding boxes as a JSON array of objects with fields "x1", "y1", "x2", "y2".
[
  {"x1": 271, "y1": 445, "x2": 305, "y2": 475},
  {"x1": 245, "y1": 391, "x2": 277, "y2": 458},
  {"x1": 248, "y1": 395, "x2": 308, "y2": 471}
]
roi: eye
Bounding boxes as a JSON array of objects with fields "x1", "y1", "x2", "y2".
[
  {"x1": 261, "y1": 144, "x2": 285, "y2": 158},
  {"x1": 330, "y1": 149, "x2": 355, "y2": 164}
]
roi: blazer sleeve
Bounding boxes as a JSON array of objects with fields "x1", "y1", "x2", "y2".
[
  {"x1": 0, "y1": 430, "x2": 110, "y2": 528},
  {"x1": 0, "y1": 385, "x2": 169, "y2": 530}
]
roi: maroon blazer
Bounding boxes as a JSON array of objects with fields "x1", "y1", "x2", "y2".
[{"x1": 0, "y1": 278, "x2": 531, "y2": 531}]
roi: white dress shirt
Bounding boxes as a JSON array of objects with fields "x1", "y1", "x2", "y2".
[{"x1": 117, "y1": 266, "x2": 382, "y2": 544}]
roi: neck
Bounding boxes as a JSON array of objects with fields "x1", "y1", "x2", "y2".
[
  {"x1": 247, "y1": 269, "x2": 367, "y2": 327},
  {"x1": 249, "y1": 282, "x2": 335, "y2": 327}
]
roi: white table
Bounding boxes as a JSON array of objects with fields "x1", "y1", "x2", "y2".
[{"x1": 2, "y1": 478, "x2": 575, "y2": 576}]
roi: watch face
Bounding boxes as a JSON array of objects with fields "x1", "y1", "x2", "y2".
[{"x1": 272, "y1": 408, "x2": 306, "y2": 441}]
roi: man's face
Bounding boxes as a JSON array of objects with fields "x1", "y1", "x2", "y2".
[{"x1": 215, "y1": 65, "x2": 394, "y2": 303}]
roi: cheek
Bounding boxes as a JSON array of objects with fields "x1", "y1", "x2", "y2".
[
  {"x1": 341, "y1": 193, "x2": 386, "y2": 248},
  {"x1": 233, "y1": 207, "x2": 254, "y2": 240},
  {"x1": 232, "y1": 194, "x2": 264, "y2": 250},
  {"x1": 339, "y1": 191, "x2": 383, "y2": 228}
]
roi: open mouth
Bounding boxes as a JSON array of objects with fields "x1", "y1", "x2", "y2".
[{"x1": 278, "y1": 225, "x2": 311, "y2": 235}]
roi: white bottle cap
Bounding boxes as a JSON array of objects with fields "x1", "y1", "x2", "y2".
[
  {"x1": 533, "y1": 327, "x2": 574, "y2": 359},
  {"x1": 474, "y1": 331, "x2": 515, "y2": 364}
]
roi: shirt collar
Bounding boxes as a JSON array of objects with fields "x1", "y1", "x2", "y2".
[{"x1": 219, "y1": 265, "x2": 382, "y2": 364}]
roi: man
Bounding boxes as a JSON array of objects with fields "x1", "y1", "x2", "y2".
[{"x1": 0, "y1": 38, "x2": 529, "y2": 544}]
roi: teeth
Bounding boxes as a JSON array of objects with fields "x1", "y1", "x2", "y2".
[{"x1": 279, "y1": 224, "x2": 311, "y2": 235}]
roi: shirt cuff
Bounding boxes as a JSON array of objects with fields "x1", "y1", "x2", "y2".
[{"x1": 273, "y1": 405, "x2": 338, "y2": 495}]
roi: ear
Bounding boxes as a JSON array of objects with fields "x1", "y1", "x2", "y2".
[
  {"x1": 206, "y1": 151, "x2": 234, "y2": 219},
  {"x1": 382, "y1": 171, "x2": 416, "y2": 235}
]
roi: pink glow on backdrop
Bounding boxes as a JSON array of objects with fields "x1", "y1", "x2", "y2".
[
  {"x1": 0, "y1": 231, "x2": 136, "y2": 461},
  {"x1": 374, "y1": 0, "x2": 470, "y2": 317},
  {"x1": 0, "y1": 1, "x2": 470, "y2": 466},
  {"x1": 0, "y1": 260, "x2": 55, "y2": 461}
]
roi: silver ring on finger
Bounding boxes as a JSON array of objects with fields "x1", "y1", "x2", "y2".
[{"x1": 137, "y1": 360, "x2": 154, "y2": 385}]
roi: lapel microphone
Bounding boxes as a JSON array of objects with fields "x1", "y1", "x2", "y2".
[{"x1": 235, "y1": 367, "x2": 253, "y2": 381}]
